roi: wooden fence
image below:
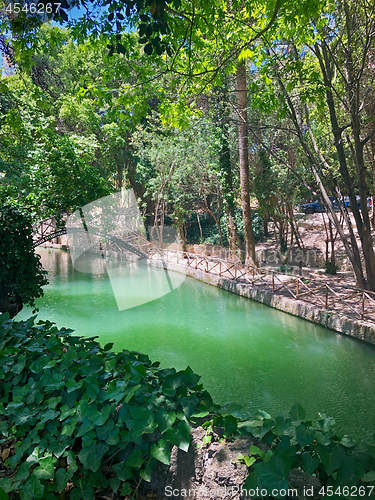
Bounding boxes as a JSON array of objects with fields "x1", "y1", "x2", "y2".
[{"x1": 149, "y1": 248, "x2": 375, "y2": 323}]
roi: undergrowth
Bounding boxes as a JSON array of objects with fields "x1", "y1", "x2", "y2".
[{"x1": 0, "y1": 314, "x2": 214, "y2": 499}]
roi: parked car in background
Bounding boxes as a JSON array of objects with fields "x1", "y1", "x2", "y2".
[
  {"x1": 301, "y1": 196, "x2": 372, "y2": 214},
  {"x1": 343, "y1": 196, "x2": 372, "y2": 209},
  {"x1": 300, "y1": 200, "x2": 324, "y2": 214}
]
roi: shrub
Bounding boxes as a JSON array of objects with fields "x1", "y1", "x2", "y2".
[
  {"x1": 0, "y1": 203, "x2": 48, "y2": 317},
  {"x1": 0, "y1": 315, "x2": 214, "y2": 499},
  {"x1": 324, "y1": 260, "x2": 339, "y2": 275}
]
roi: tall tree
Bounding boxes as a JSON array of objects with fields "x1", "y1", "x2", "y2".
[
  {"x1": 236, "y1": 61, "x2": 257, "y2": 265},
  {"x1": 243, "y1": 0, "x2": 375, "y2": 288}
]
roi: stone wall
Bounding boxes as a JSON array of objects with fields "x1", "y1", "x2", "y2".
[{"x1": 149, "y1": 259, "x2": 375, "y2": 346}]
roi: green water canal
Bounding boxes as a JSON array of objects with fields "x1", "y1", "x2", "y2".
[{"x1": 17, "y1": 248, "x2": 375, "y2": 441}]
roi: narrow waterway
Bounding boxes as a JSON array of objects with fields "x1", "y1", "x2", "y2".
[{"x1": 17, "y1": 248, "x2": 375, "y2": 441}]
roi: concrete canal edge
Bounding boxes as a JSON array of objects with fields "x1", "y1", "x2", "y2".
[{"x1": 149, "y1": 258, "x2": 375, "y2": 346}]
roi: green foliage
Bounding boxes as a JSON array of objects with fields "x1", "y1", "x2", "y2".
[
  {"x1": 0, "y1": 315, "x2": 214, "y2": 499},
  {"x1": 0, "y1": 68, "x2": 111, "y2": 220},
  {"x1": 29, "y1": 132, "x2": 110, "y2": 217},
  {"x1": 187, "y1": 211, "x2": 264, "y2": 247},
  {"x1": 132, "y1": 117, "x2": 220, "y2": 236},
  {"x1": 0, "y1": 204, "x2": 47, "y2": 313},
  {"x1": 222, "y1": 403, "x2": 375, "y2": 498},
  {"x1": 324, "y1": 260, "x2": 339, "y2": 275}
]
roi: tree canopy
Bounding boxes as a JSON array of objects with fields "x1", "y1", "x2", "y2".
[{"x1": 2, "y1": 0, "x2": 375, "y2": 287}]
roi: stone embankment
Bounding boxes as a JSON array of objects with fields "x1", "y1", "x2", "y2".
[{"x1": 150, "y1": 258, "x2": 375, "y2": 346}]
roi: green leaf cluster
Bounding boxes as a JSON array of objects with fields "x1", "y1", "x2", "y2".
[
  {"x1": 0, "y1": 204, "x2": 48, "y2": 313},
  {"x1": 0, "y1": 314, "x2": 214, "y2": 499},
  {"x1": 236, "y1": 403, "x2": 375, "y2": 498}
]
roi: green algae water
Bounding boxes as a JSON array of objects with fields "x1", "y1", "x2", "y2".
[{"x1": 18, "y1": 248, "x2": 375, "y2": 441}]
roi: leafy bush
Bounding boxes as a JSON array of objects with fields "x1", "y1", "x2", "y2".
[
  {"x1": 324, "y1": 260, "x2": 339, "y2": 275},
  {"x1": 187, "y1": 210, "x2": 264, "y2": 247},
  {"x1": 0, "y1": 203, "x2": 48, "y2": 317},
  {"x1": 0, "y1": 315, "x2": 213, "y2": 499},
  {"x1": 235, "y1": 404, "x2": 375, "y2": 496},
  {"x1": 187, "y1": 223, "x2": 225, "y2": 246}
]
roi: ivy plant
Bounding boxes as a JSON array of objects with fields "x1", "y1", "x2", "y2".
[
  {"x1": 0, "y1": 314, "x2": 213, "y2": 499},
  {"x1": 217, "y1": 404, "x2": 375, "y2": 498}
]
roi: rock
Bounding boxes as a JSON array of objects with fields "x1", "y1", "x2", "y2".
[{"x1": 144, "y1": 429, "x2": 322, "y2": 500}]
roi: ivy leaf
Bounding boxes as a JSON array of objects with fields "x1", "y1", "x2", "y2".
[
  {"x1": 40, "y1": 409, "x2": 60, "y2": 424},
  {"x1": 337, "y1": 454, "x2": 363, "y2": 485},
  {"x1": 124, "y1": 384, "x2": 141, "y2": 403},
  {"x1": 164, "y1": 420, "x2": 190, "y2": 452},
  {"x1": 273, "y1": 415, "x2": 292, "y2": 436},
  {"x1": 151, "y1": 440, "x2": 171, "y2": 465},
  {"x1": 62, "y1": 418, "x2": 78, "y2": 436},
  {"x1": 88, "y1": 406, "x2": 112, "y2": 426},
  {"x1": 65, "y1": 379, "x2": 83, "y2": 393},
  {"x1": 180, "y1": 395, "x2": 199, "y2": 418},
  {"x1": 362, "y1": 471, "x2": 375, "y2": 482},
  {"x1": 55, "y1": 468, "x2": 73, "y2": 493},
  {"x1": 19, "y1": 475, "x2": 44, "y2": 500},
  {"x1": 112, "y1": 462, "x2": 133, "y2": 481},
  {"x1": 156, "y1": 407, "x2": 176, "y2": 434},
  {"x1": 33, "y1": 456, "x2": 55, "y2": 480},
  {"x1": 317, "y1": 445, "x2": 346, "y2": 475},
  {"x1": 78, "y1": 442, "x2": 101, "y2": 472},
  {"x1": 223, "y1": 415, "x2": 237, "y2": 434},
  {"x1": 0, "y1": 479, "x2": 18, "y2": 494},
  {"x1": 14, "y1": 462, "x2": 30, "y2": 481},
  {"x1": 76, "y1": 418, "x2": 95, "y2": 437},
  {"x1": 254, "y1": 455, "x2": 291, "y2": 497},
  {"x1": 302, "y1": 452, "x2": 319, "y2": 475},
  {"x1": 121, "y1": 482, "x2": 132, "y2": 496},
  {"x1": 109, "y1": 477, "x2": 120, "y2": 493},
  {"x1": 244, "y1": 456, "x2": 256, "y2": 467},
  {"x1": 289, "y1": 403, "x2": 306, "y2": 421},
  {"x1": 126, "y1": 449, "x2": 143, "y2": 468},
  {"x1": 71, "y1": 479, "x2": 94, "y2": 500},
  {"x1": 296, "y1": 423, "x2": 314, "y2": 447}
]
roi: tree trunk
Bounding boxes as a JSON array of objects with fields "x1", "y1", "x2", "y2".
[
  {"x1": 371, "y1": 135, "x2": 375, "y2": 229},
  {"x1": 263, "y1": 214, "x2": 269, "y2": 238},
  {"x1": 226, "y1": 205, "x2": 239, "y2": 257},
  {"x1": 214, "y1": 83, "x2": 240, "y2": 256},
  {"x1": 236, "y1": 61, "x2": 257, "y2": 266},
  {"x1": 273, "y1": 44, "x2": 367, "y2": 288},
  {"x1": 318, "y1": 23, "x2": 375, "y2": 289}
]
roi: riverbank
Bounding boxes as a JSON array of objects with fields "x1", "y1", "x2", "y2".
[
  {"x1": 149, "y1": 257, "x2": 375, "y2": 346},
  {"x1": 36, "y1": 241, "x2": 375, "y2": 345}
]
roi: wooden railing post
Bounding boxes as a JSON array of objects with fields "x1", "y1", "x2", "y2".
[
  {"x1": 296, "y1": 278, "x2": 299, "y2": 299},
  {"x1": 325, "y1": 285, "x2": 328, "y2": 309},
  {"x1": 362, "y1": 293, "x2": 365, "y2": 320},
  {"x1": 272, "y1": 272, "x2": 275, "y2": 293}
]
